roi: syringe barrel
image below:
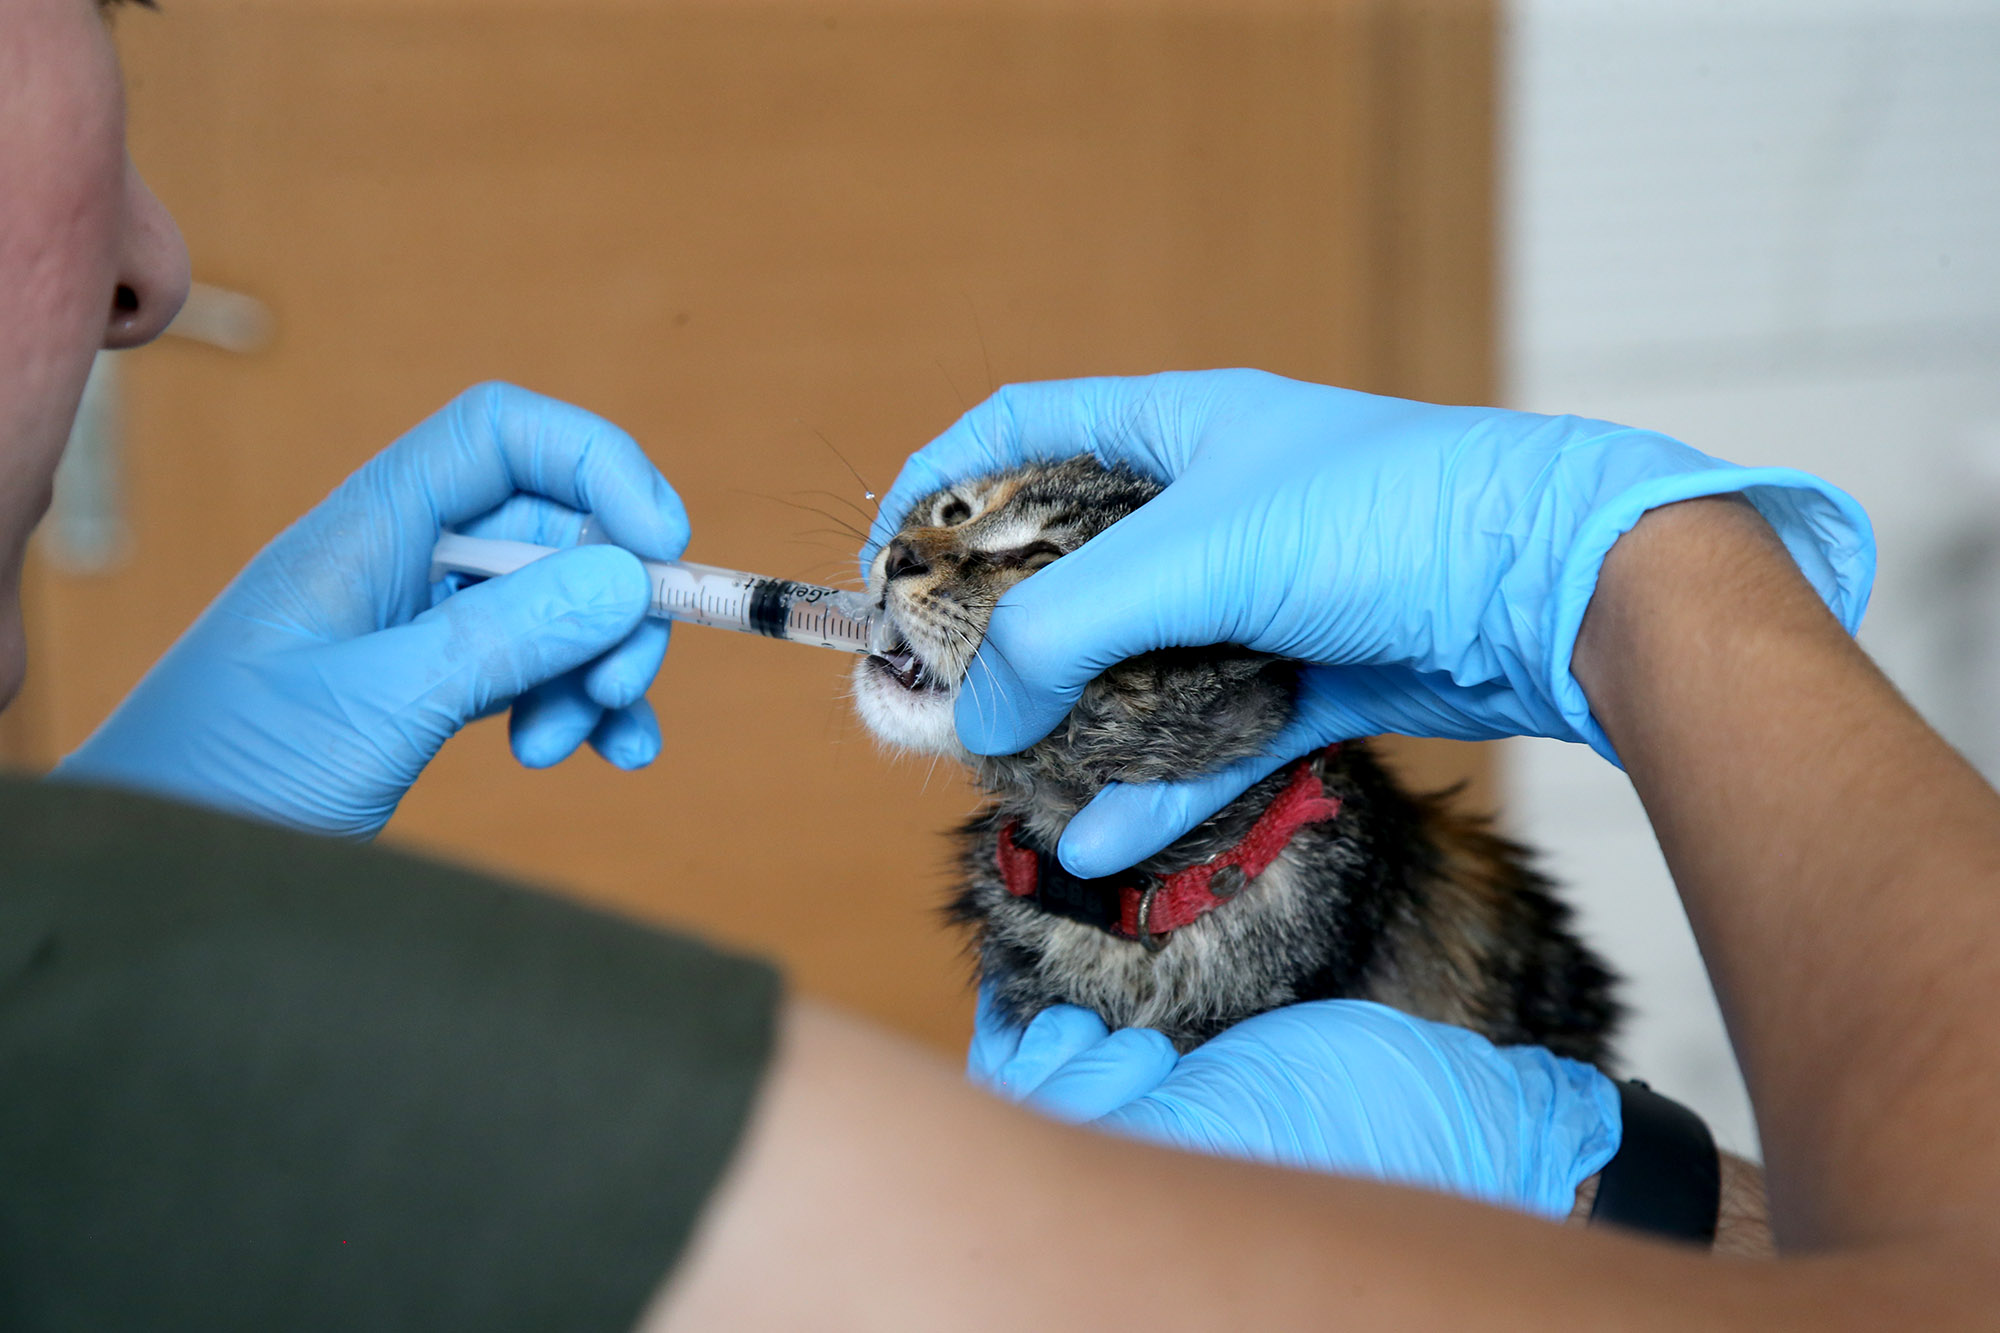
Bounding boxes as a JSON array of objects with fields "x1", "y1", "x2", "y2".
[
  {"x1": 645, "y1": 559, "x2": 878, "y2": 653},
  {"x1": 429, "y1": 533, "x2": 880, "y2": 655}
]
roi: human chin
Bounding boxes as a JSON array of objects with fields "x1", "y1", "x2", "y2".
[{"x1": 0, "y1": 575, "x2": 30, "y2": 715}]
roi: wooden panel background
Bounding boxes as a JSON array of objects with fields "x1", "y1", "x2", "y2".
[{"x1": 11, "y1": 0, "x2": 1497, "y2": 1052}]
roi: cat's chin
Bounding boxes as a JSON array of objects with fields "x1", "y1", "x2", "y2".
[{"x1": 851, "y1": 657, "x2": 964, "y2": 757}]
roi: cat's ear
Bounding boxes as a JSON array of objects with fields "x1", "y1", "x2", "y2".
[
  {"x1": 1257, "y1": 655, "x2": 1303, "y2": 693},
  {"x1": 1256, "y1": 656, "x2": 1305, "y2": 724},
  {"x1": 1209, "y1": 651, "x2": 1299, "y2": 693}
]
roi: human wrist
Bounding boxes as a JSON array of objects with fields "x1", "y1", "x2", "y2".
[
  {"x1": 1566, "y1": 1153, "x2": 1772, "y2": 1258},
  {"x1": 1567, "y1": 1169, "x2": 1599, "y2": 1224},
  {"x1": 1715, "y1": 1151, "x2": 1775, "y2": 1259},
  {"x1": 1550, "y1": 469, "x2": 1873, "y2": 763},
  {"x1": 1570, "y1": 495, "x2": 1799, "y2": 746}
]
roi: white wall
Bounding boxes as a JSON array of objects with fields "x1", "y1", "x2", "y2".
[{"x1": 1503, "y1": 0, "x2": 2000, "y2": 1156}]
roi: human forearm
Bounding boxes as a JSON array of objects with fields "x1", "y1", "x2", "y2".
[
  {"x1": 651, "y1": 1002, "x2": 1666, "y2": 1331},
  {"x1": 651, "y1": 494, "x2": 2000, "y2": 1327},
  {"x1": 1572, "y1": 497, "x2": 2000, "y2": 1253},
  {"x1": 650, "y1": 1001, "x2": 1963, "y2": 1330}
]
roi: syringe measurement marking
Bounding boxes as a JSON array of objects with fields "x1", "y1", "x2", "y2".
[
  {"x1": 791, "y1": 605, "x2": 842, "y2": 647},
  {"x1": 653, "y1": 579, "x2": 751, "y2": 623},
  {"x1": 650, "y1": 573, "x2": 870, "y2": 651}
]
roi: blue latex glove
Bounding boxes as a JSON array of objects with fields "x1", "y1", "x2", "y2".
[
  {"x1": 970, "y1": 991, "x2": 1620, "y2": 1220},
  {"x1": 54, "y1": 383, "x2": 688, "y2": 836},
  {"x1": 868, "y1": 370, "x2": 1875, "y2": 875}
]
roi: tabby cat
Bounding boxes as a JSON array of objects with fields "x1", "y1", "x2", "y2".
[{"x1": 853, "y1": 456, "x2": 1619, "y2": 1061}]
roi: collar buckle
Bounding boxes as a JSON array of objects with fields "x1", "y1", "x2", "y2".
[{"x1": 1135, "y1": 881, "x2": 1168, "y2": 952}]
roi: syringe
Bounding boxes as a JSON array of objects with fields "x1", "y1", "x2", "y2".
[{"x1": 430, "y1": 532, "x2": 882, "y2": 655}]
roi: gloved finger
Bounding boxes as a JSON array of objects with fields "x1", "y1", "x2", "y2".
[
  {"x1": 289, "y1": 384, "x2": 690, "y2": 591},
  {"x1": 508, "y1": 671, "x2": 604, "y2": 769},
  {"x1": 581, "y1": 617, "x2": 670, "y2": 710},
  {"x1": 431, "y1": 383, "x2": 691, "y2": 559},
  {"x1": 346, "y1": 545, "x2": 651, "y2": 745},
  {"x1": 1020, "y1": 1027, "x2": 1179, "y2": 1124},
  {"x1": 450, "y1": 497, "x2": 673, "y2": 713},
  {"x1": 455, "y1": 493, "x2": 588, "y2": 548},
  {"x1": 986, "y1": 1004, "x2": 1116, "y2": 1100},
  {"x1": 431, "y1": 497, "x2": 588, "y2": 618},
  {"x1": 1059, "y1": 763, "x2": 1291, "y2": 880},
  {"x1": 585, "y1": 697, "x2": 662, "y2": 770},
  {"x1": 864, "y1": 375, "x2": 1182, "y2": 563},
  {"x1": 952, "y1": 483, "x2": 1251, "y2": 756},
  {"x1": 967, "y1": 984, "x2": 1028, "y2": 1086},
  {"x1": 1054, "y1": 665, "x2": 1515, "y2": 877},
  {"x1": 1153, "y1": 1001, "x2": 1487, "y2": 1180}
]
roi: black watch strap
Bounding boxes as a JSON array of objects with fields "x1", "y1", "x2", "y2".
[{"x1": 1587, "y1": 1080, "x2": 1720, "y2": 1246}]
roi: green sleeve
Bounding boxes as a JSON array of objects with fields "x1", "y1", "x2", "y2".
[{"x1": 0, "y1": 776, "x2": 780, "y2": 1332}]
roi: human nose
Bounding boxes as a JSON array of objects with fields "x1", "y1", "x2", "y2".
[{"x1": 102, "y1": 157, "x2": 190, "y2": 350}]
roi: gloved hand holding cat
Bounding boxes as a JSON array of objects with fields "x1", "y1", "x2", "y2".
[
  {"x1": 967, "y1": 989, "x2": 1618, "y2": 1220},
  {"x1": 865, "y1": 368, "x2": 1873, "y2": 1225},
  {"x1": 867, "y1": 369, "x2": 1874, "y2": 878}
]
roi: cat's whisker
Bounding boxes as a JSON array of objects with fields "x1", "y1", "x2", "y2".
[
  {"x1": 735, "y1": 489, "x2": 873, "y2": 544},
  {"x1": 790, "y1": 487, "x2": 876, "y2": 525},
  {"x1": 796, "y1": 421, "x2": 881, "y2": 507},
  {"x1": 961, "y1": 291, "x2": 997, "y2": 397},
  {"x1": 957, "y1": 636, "x2": 1010, "y2": 737},
  {"x1": 782, "y1": 547, "x2": 867, "y2": 577},
  {"x1": 933, "y1": 357, "x2": 970, "y2": 413},
  {"x1": 794, "y1": 571, "x2": 869, "y2": 594},
  {"x1": 788, "y1": 529, "x2": 873, "y2": 550}
]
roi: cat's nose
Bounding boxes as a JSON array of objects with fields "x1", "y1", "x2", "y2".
[{"x1": 883, "y1": 538, "x2": 931, "y2": 582}]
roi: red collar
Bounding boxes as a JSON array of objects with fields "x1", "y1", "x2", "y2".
[{"x1": 995, "y1": 748, "x2": 1343, "y2": 951}]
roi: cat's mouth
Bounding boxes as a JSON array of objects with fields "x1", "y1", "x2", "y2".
[
  {"x1": 865, "y1": 634, "x2": 949, "y2": 695},
  {"x1": 852, "y1": 594, "x2": 965, "y2": 756}
]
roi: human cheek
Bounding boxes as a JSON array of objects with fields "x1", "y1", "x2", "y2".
[
  {"x1": 0, "y1": 2, "x2": 131, "y2": 706},
  {"x1": 0, "y1": 4, "x2": 128, "y2": 495}
]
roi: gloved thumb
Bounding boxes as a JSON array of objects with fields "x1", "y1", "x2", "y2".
[
  {"x1": 1022, "y1": 1027, "x2": 1179, "y2": 1124},
  {"x1": 1054, "y1": 664, "x2": 1384, "y2": 877},
  {"x1": 968, "y1": 984, "x2": 1030, "y2": 1085},
  {"x1": 978, "y1": 1003, "x2": 1116, "y2": 1099},
  {"x1": 335, "y1": 544, "x2": 653, "y2": 735},
  {"x1": 1054, "y1": 663, "x2": 1516, "y2": 877},
  {"x1": 974, "y1": 1000, "x2": 1180, "y2": 1124}
]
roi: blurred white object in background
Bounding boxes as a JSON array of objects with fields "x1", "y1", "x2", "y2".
[
  {"x1": 1929, "y1": 416, "x2": 2000, "y2": 778},
  {"x1": 47, "y1": 285, "x2": 273, "y2": 574},
  {"x1": 1505, "y1": 0, "x2": 2000, "y2": 1156}
]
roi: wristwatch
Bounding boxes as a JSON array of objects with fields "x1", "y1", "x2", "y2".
[{"x1": 1587, "y1": 1079, "x2": 1721, "y2": 1246}]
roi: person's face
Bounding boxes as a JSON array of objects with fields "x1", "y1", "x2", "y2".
[{"x1": 0, "y1": 0, "x2": 187, "y2": 708}]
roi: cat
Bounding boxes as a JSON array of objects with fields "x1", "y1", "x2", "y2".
[{"x1": 853, "y1": 455, "x2": 1619, "y2": 1061}]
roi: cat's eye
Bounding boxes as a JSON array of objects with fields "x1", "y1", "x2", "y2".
[
  {"x1": 933, "y1": 494, "x2": 975, "y2": 526},
  {"x1": 1016, "y1": 541, "x2": 1065, "y2": 572}
]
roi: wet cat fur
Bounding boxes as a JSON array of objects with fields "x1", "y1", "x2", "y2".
[{"x1": 854, "y1": 455, "x2": 1619, "y2": 1061}]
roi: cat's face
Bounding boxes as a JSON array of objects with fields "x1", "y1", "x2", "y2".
[
  {"x1": 853, "y1": 457, "x2": 1162, "y2": 755},
  {"x1": 855, "y1": 457, "x2": 1299, "y2": 824}
]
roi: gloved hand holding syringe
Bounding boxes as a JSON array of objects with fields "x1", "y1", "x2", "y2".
[{"x1": 430, "y1": 528, "x2": 885, "y2": 655}]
